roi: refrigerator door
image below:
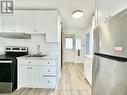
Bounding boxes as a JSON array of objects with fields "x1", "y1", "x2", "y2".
[
  {"x1": 92, "y1": 56, "x2": 103, "y2": 95},
  {"x1": 98, "y1": 9, "x2": 127, "y2": 58},
  {"x1": 92, "y1": 56, "x2": 127, "y2": 95}
]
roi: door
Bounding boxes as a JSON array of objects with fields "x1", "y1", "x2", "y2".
[{"x1": 64, "y1": 34, "x2": 83, "y2": 63}]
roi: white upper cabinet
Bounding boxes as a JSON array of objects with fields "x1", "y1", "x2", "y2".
[
  {"x1": 27, "y1": 11, "x2": 46, "y2": 34},
  {"x1": 0, "y1": 10, "x2": 46, "y2": 34},
  {"x1": 0, "y1": 10, "x2": 61, "y2": 43},
  {"x1": 97, "y1": 0, "x2": 114, "y2": 25},
  {"x1": 15, "y1": 11, "x2": 30, "y2": 33},
  {"x1": 2, "y1": 15, "x2": 16, "y2": 32},
  {"x1": 96, "y1": 0, "x2": 127, "y2": 26},
  {"x1": 0, "y1": 16, "x2": 3, "y2": 32},
  {"x1": 46, "y1": 10, "x2": 60, "y2": 43},
  {"x1": 15, "y1": 10, "x2": 46, "y2": 34},
  {"x1": 114, "y1": 0, "x2": 127, "y2": 15},
  {"x1": 33, "y1": 11, "x2": 46, "y2": 34}
]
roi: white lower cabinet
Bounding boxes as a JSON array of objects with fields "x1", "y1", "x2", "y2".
[
  {"x1": 84, "y1": 57, "x2": 92, "y2": 86},
  {"x1": 19, "y1": 65, "x2": 41, "y2": 88},
  {"x1": 18, "y1": 59, "x2": 58, "y2": 89}
]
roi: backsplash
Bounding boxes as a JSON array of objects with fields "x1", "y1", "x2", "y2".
[{"x1": 0, "y1": 34, "x2": 60, "y2": 55}]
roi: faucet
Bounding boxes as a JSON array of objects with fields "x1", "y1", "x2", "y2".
[{"x1": 36, "y1": 45, "x2": 41, "y2": 55}]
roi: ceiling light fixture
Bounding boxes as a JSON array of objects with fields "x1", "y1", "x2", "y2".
[{"x1": 72, "y1": 10, "x2": 84, "y2": 19}]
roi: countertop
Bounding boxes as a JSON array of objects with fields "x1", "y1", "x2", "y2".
[
  {"x1": 17, "y1": 54, "x2": 58, "y2": 60},
  {"x1": 84, "y1": 55, "x2": 93, "y2": 59}
]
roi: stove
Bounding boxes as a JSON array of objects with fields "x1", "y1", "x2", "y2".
[{"x1": 0, "y1": 46, "x2": 28, "y2": 93}]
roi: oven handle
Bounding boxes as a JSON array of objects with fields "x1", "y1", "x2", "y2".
[{"x1": 0, "y1": 60, "x2": 12, "y2": 63}]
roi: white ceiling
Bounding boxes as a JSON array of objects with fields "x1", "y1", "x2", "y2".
[{"x1": 14, "y1": 0, "x2": 95, "y2": 30}]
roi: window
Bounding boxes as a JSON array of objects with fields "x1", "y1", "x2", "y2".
[
  {"x1": 76, "y1": 38, "x2": 81, "y2": 49},
  {"x1": 65, "y1": 37, "x2": 74, "y2": 49},
  {"x1": 65, "y1": 34, "x2": 81, "y2": 50}
]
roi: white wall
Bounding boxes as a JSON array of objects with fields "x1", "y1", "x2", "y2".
[
  {"x1": 83, "y1": 23, "x2": 93, "y2": 56},
  {"x1": 0, "y1": 34, "x2": 60, "y2": 55},
  {"x1": 63, "y1": 29, "x2": 84, "y2": 63}
]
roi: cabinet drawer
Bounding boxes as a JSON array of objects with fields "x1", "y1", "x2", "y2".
[
  {"x1": 41, "y1": 77, "x2": 56, "y2": 88},
  {"x1": 19, "y1": 59, "x2": 56, "y2": 66},
  {"x1": 19, "y1": 60, "x2": 40, "y2": 65},
  {"x1": 18, "y1": 59, "x2": 30, "y2": 65},
  {"x1": 40, "y1": 60, "x2": 56, "y2": 66},
  {"x1": 41, "y1": 66, "x2": 56, "y2": 76}
]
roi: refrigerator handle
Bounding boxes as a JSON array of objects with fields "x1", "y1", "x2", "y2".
[{"x1": 94, "y1": 53, "x2": 127, "y2": 62}]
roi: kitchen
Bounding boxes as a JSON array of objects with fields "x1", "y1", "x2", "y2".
[{"x1": 0, "y1": 0, "x2": 127, "y2": 95}]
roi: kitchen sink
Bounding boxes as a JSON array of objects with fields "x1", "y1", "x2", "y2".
[{"x1": 26, "y1": 54, "x2": 47, "y2": 57}]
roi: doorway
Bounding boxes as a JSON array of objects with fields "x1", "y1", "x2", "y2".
[{"x1": 63, "y1": 34, "x2": 83, "y2": 63}]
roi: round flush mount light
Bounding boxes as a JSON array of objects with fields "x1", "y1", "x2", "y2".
[{"x1": 72, "y1": 10, "x2": 84, "y2": 19}]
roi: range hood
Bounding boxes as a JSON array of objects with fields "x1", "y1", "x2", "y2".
[{"x1": 0, "y1": 32, "x2": 31, "y2": 39}]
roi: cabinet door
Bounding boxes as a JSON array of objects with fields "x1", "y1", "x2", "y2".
[
  {"x1": 114, "y1": 0, "x2": 127, "y2": 15},
  {"x1": 2, "y1": 15, "x2": 16, "y2": 32},
  {"x1": 15, "y1": 11, "x2": 32, "y2": 33},
  {"x1": 34, "y1": 11, "x2": 46, "y2": 34},
  {"x1": 0, "y1": 16, "x2": 3, "y2": 32},
  {"x1": 46, "y1": 11, "x2": 58, "y2": 42},
  {"x1": 19, "y1": 65, "x2": 41, "y2": 87},
  {"x1": 30, "y1": 66, "x2": 41, "y2": 86},
  {"x1": 19, "y1": 65, "x2": 29, "y2": 86},
  {"x1": 84, "y1": 58, "x2": 92, "y2": 85},
  {"x1": 97, "y1": 0, "x2": 113, "y2": 25},
  {"x1": 25, "y1": 11, "x2": 46, "y2": 34}
]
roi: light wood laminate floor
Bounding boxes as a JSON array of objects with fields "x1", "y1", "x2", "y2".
[{"x1": 0, "y1": 63, "x2": 91, "y2": 95}]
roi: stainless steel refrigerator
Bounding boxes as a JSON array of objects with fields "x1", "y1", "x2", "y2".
[{"x1": 92, "y1": 9, "x2": 127, "y2": 95}]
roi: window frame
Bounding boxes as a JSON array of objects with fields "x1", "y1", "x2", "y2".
[
  {"x1": 75, "y1": 37, "x2": 81, "y2": 50},
  {"x1": 64, "y1": 34, "x2": 75, "y2": 50}
]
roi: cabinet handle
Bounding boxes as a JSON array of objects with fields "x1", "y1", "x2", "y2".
[
  {"x1": 48, "y1": 81, "x2": 50, "y2": 83},
  {"x1": 12, "y1": 30, "x2": 16, "y2": 31},
  {"x1": 29, "y1": 61, "x2": 31, "y2": 63},
  {"x1": 30, "y1": 67, "x2": 32, "y2": 69},
  {"x1": 48, "y1": 70, "x2": 50, "y2": 72},
  {"x1": 48, "y1": 62, "x2": 50, "y2": 64},
  {"x1": 105, "y1": 16, "x2": 111, "y2": 20},
  {"x1": 33, "y1": 30, "x2": 37, "y2": 32},
  {"x1": 28, "y1": 67, "x2": 29, "y2": 69}
]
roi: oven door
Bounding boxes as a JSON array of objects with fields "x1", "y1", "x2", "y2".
[
  {"x1": 0, "y1": 59, "x2": 13, "y2": 82},
  {"x1": 0, "y1": 59, "x2": 13, "y2": 92}
]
